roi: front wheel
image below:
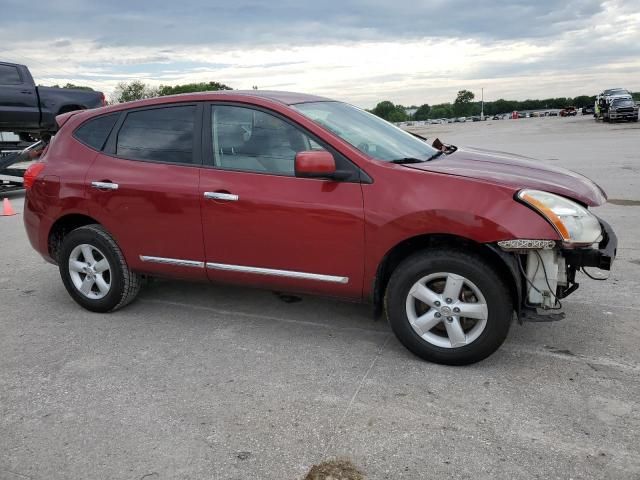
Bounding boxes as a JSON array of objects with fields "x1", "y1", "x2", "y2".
[
  {"x1": 385, "y1": 249, "x2": 512, "y2": 365},
  {"x1": 58, "y1": 224, "x2": 141, "y2": 312}
]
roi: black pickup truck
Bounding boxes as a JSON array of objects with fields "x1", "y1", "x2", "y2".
[{"x1": 0, "y1": 62, "x2": 105, "y2": 140}]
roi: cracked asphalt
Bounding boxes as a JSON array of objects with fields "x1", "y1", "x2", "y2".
[{"x1": 1, "y1": 115, "x2": 639, "y2": 479}]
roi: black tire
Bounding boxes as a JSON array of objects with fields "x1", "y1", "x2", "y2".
[
  {"x1": 385, "y1": 249, "x2": 512, "y2": 365},
  {"x1": 58, "y1": 224, "x2": 141, "y2": 312}
]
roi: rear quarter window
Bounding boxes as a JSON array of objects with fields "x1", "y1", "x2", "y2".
[{"x1": 74, "y1": 113, "x2": 120, "y2": 151}]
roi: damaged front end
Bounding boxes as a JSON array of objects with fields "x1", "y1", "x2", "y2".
[{"x1": 497, "y1": 218, "x2": 617, "y2": 322}]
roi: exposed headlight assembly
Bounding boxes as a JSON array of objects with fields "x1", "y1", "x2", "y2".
[{"x1": 517, "y1": 189, "x2": 602, "y2": 245}]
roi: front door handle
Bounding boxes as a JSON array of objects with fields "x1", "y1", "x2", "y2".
[
  {"x1": 91, "y1": 181, "x2": 119, "y2": 191},
  {"x1": 204, "y1": 191, "x2": 238, "y2": 201}
]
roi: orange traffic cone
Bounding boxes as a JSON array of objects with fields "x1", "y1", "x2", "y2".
[{"x1": 1, "y1": 198, "x2": 17, "y2": 216}]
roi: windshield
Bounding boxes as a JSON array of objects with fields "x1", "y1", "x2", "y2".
[
  {"x1": 292, "y1": 101, "x2": 439, "y2": 162},
  {"x1": 613, "y1": 99, "x2": 634, "y2": 106}
]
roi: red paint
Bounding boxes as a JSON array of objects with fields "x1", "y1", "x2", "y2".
[
  {"x1": 23, "y1": 162, "x2": 45, "y2": 190},
  {"x1": 294, "y1": 151, "x2": 336, "y2": 177},
  {"x1": 24, "y1": 91, "x2": 606, "y2": 302}
]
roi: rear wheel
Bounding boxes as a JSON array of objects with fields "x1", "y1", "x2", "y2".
[
  {"x1": 385, "y1": 249, "x2": 512, "y2": 365},
  {"x1": 58, "y1": 224, "x2": 141, "y2": 312}
]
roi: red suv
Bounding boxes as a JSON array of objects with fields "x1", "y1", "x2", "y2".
[{"x1": 23, "y1": 91, "x2": 617, "y2": 365}]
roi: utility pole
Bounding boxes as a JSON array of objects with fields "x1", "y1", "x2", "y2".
[{"x1": 481, "y1": 88, "x2": 484, "y2": 120}]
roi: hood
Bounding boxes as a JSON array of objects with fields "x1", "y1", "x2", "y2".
[{"x1": 405, "y1": 146, "x2": 607, "y2": 206}]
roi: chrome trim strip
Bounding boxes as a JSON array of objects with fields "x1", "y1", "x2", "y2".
[
  {"x1": 140, "y1": 255, "x2": 205, "y2": 268},
  {"x1": 206, "y1": 262, "x2": 349, "y2": 284}
]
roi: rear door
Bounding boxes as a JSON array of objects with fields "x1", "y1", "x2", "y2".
[
  {"x1": 84, "y1": 103, "x2": 206, "y2": 280},
  {"x1": 199, "y1": 103, "x2": 366, "y2": 298},
  {"x1": 0, "y1": 63, "x2": 40, "y2": 129}
]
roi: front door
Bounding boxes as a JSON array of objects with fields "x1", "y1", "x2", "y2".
[
  {"x1": 199, "y1": 104, "x2": 365, "y2": 298},
  {"x1": 85, "y1": 103, "x2": 206, "y2": 280}
]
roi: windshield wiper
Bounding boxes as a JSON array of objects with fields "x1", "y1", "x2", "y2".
[
  {"x1": 390, "y1": 151, "x2": 444, "y2": 164},
  {"x1": 390, "y1": 157, "x2": 425, "y2": 164}
]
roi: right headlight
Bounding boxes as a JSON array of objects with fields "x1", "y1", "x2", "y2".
[{"x1": 517, "y1": 189, "x2": 602, "y2": 246}]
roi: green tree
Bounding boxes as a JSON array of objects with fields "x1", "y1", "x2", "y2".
[
  {"x1": 49, "y1": 83, "x2": 94, "y2": 91},
  {"x1": 429, "y1": 103, "x2": 453, "y2": 119},
  {"x1": 371, "y1": 101, "x2": 408, "y2": 122},
  {"x1": 157, "y1": 81, "x2": 232, "y2": 96},
  {"x1": 371, "y1": 101, "x2": 395, "y2": 119},
  {"x1": 571, "y1": 95, "x2": 596, "y2": 108},
  {"x1": 453, "y1": 90, "x2": 475, "y2": 116},
  {"x1": 413, "y1": 104, "x2": 431, "y2": 120},
  {"x1": 111, "y1": 81, "x2": 158, "y2": 103}
]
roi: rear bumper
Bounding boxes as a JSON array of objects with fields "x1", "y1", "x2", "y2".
[{"x1": 562, "y1": 218, "x2": 617, "y2": 271}]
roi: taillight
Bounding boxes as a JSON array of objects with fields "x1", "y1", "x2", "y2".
[{"x1": 23, "y1": 162, "x2": 46, "y2": 190}]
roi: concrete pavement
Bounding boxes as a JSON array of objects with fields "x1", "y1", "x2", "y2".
[{"x1": 1, "y1": 115, "x2": 639, "y2": 479}]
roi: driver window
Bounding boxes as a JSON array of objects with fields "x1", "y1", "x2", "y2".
[{"x1": 211, "y1": 105, "x2": 325, "y2": 175}]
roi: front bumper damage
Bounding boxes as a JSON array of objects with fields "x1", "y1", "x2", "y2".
[
  {"x1": 499, "y1": 218, "x2": 617, "y2": 322},
  {"x1": 562, "y1": 218, "x2": 617, "y2": 272}
]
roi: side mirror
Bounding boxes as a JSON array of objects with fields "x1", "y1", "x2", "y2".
[{"x1": 295, "y1": 151, "x2": 350, "y2": 181}]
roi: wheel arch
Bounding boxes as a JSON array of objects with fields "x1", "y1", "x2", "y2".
[
  {"x1": 372, "y1": 233, "x2": 521, "y2": 317},
  {"x1": 48, "y1": 213, "x2": 101, "y2": 263}
]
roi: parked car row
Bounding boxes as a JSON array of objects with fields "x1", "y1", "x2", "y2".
[{"x1": 397, "y1": 109, "x2": 575, "y2": 126}]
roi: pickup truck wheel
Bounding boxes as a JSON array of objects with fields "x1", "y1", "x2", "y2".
[
  {"x1": 58, "y1": 224, "x2": 141, "y2": 313},
  {"x1": 385, "y1": 250, "x2": 512, "y2": 365}
]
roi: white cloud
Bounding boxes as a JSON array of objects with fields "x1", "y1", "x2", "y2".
[{"x1": 1, "y1": 0, "x2": 638, "y2": 107}]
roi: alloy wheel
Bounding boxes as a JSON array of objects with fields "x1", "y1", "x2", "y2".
[
  {"x1": 405, "y1": 272, "x2": 488, "y2": 348},
  {"x1": 68, "y1": 244, "x2": 112, "y2": 300}
]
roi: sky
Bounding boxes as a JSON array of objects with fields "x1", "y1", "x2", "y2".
[{"x1": 1, "y1": 0, "x2": 639, "y2": 108}]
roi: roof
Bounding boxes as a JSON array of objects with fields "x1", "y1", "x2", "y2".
[
  {"x1": 66, "y1": 90, "x2": 336, "y2": 124},
  {"x1": 185, "y1": 90, "x2": 333, "y2": 105}
]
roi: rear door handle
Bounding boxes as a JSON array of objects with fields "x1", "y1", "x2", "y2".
[
  {"x1": 91, "y1": 181, "x2": 119, "y2": 191},
  {"x1": 204, "y1": 191, "x2": 238, "y2": 201}
]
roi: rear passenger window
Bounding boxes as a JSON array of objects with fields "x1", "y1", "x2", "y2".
[
  {"x1": 0, "y1": 65, "x2": 22, "y2": 85},
  {"x1": 74, "y1": 113, "x2": 119, "y2": 151},
  {"x1": 116, "y1": 106, "x2": 196, "y2": 164}
]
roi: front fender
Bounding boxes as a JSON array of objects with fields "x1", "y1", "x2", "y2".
[{"x1": 361, "y1": 166, "x2": 559, "y2": 297}]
